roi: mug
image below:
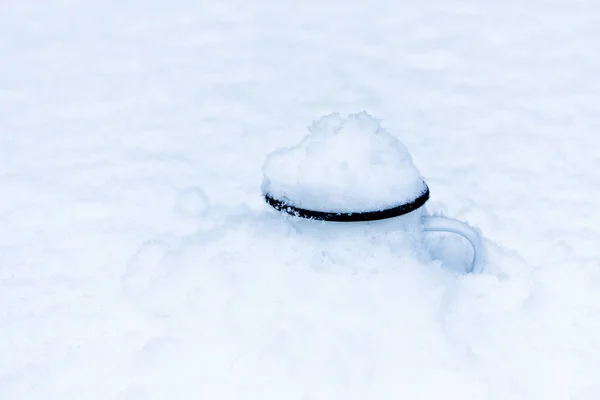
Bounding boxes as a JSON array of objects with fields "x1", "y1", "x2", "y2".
[{"x1": 264, "y1": 188, "x2": 484, "y2": 273}]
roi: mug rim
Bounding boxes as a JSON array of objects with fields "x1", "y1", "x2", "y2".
[{"x1": 264, "y1": 182, "x2": 430, "y2": 222}]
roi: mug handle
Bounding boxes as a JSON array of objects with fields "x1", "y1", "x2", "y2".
[{"x1": 422, "y1": 215, "x2": 484, "y2": 273}]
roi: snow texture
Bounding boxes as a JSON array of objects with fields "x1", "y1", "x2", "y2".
[
  {"x1": 2, "y1": 0, "x2": 600, "y2": 399},
  {"x1": 262, "y1": 111, "x2": 427, "y2": 212}
]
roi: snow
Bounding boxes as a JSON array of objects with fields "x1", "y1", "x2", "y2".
[
  {"x1": 174, "y1": 187, "x2": 210, "y2": 218},
  {"x1": 262, "y1": 111, "x2": 427, "y2": 212},
  {"x1": 2, "y1": 0, "x2": 600, "y2": 399}
]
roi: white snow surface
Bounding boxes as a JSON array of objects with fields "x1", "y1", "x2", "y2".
[
  {"x1": 262, "y1": 111, "x2": 427, "y2": 212},
  {"x1": 2, "y1": 0, "x2": 600, "y2": 399}
]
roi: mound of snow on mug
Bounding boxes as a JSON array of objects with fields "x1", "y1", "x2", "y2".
[{"x1": 262, "y1": 111, "x2": 427, "y2": 213}]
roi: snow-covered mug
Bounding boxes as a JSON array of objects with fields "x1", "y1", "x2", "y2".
[{"x1": 261, "y1": 112, "x2": 484, "y2": 273}]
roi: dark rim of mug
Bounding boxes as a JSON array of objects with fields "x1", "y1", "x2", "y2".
[{"x1": 264, "y1": 182, "x2": 430, "y2": 222}]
